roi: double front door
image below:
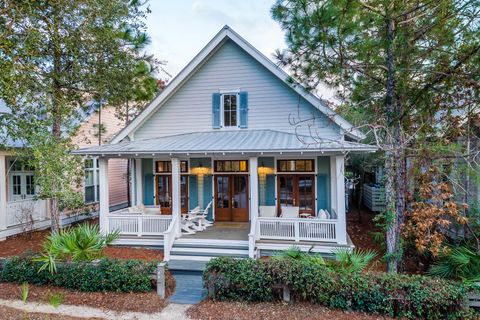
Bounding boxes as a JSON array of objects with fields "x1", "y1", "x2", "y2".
[
  {"x1": 214, "y1": 175, "x2": 249, "y2": 222},
  {"x1": 155, "y1": 175, "x2": 188, "y2": 214},
  {"x1": 278, "y1": 175, "x2": 315, "y2": 216}
]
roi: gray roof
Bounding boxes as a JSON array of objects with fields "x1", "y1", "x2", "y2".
[{"x1": 72, "y1": 130, "x2": 376, "y2": 156}]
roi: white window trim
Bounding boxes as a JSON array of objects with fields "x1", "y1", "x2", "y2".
[
  {"x1": 220, "y1": 92, "x2": 240, "y2": 128},
  {"x1": 84, "y1": 157, "x2": 99, "y2": 204},
  {"x1": 8, "y1": 160, "x2": 36, "y2": 201}
]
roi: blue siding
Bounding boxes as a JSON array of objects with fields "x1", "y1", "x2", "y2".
[
  {"x1": 134, "y1": 40, "x2": 341, "y2": 140},
  {"x1": 317, "y1": 157, "x2": 330, "y2": 212},
  {"x1": 142, "y1": 159, "x2": 154, "y2": 205},
  {"x1": 189, "y1": 175, "x2": 198, "y2": 209},
  {"x1": 265, "y1": 175, "x2": 276, "y2": 206}
]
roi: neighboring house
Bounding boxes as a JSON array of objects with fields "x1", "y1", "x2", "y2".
[
  {"x1": 73, "y1": 26, "x2": 376, "y2": 263},
  {"x1": 0, "y1": 104, "x2": 129, "y2": 240}
]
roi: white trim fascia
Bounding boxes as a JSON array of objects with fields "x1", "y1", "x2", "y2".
[{"x1": 111, "y1": 26, "x2": 364, "y2": 144}]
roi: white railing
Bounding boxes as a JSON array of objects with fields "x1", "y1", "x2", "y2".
[
  {"x1": 107, "y1": 214, "x2": 172, "y2": 236},
  {"x1": 258, "y1": 217, "x2": 338, "y2": 242},
  {"x1": 7, "y1": 199, "x2": 48, "y2": 227},
  {"x1": 248, "y1": 218, "x2": 260, "y2": 258},
  {"x1": 163, "y1": 214, "x2": 180, "y2": 261}
]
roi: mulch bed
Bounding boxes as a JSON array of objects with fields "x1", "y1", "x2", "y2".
[
  {"x1": 0, "y1": 226, "x2": 164, "y2": 262},
  {"x1": 187, "y1": 300, "x2": 392, "y2": 320},
  {"x1": 0, "y1": 271, "x2": 175, "y2": 314},
  {"x1": 347, "y1": 206, "x2": 387, "y2": 272},
  {"x1": 0, "y1": 305, "x2": 100, "y2": 320}
]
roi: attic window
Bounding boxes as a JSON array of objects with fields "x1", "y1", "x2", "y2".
[{"x1": 222, "y1": 94, "x2": 238, "y2": 127}]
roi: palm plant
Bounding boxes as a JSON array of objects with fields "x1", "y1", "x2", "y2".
[
  {"x1": 36, "y1": 223, "x2": 119, "y2": 273},
  {"x1": 275, "y1": 246, "x2": 326, "y2": 265},
  {"x1": 332, "y1": 248, "x2": 378, "y2": 273},
  {"x1": 428, "y1": 245, "x2": 480, "y2": 284}
]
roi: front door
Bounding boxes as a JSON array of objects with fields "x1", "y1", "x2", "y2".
[
  {"x1": 278, "y1": 175, "x2": 315, "y2": 216},
  {"x1": 155, "y1": 175, "x2": 188, "y2": 214},
  {"x1": 156, "y1": 175, "x2": 172, "y2": 214},
  {"x1": 215, "y1": 175, "x2": 249, "y2": 222}
]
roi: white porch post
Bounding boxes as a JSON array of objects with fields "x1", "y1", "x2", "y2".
[
  {"x1": 99, "y1": 158, "x2": 109, "y2": 235},
  {"x1": 0, "y1": 155, "x2": 7, "y2": 239},
  {"x1": 171, "y1": 157, "x2": 181, "y2": 236},
  {"x1": 135, "y1": 158, "x2": 143, "y2": 206},
  {"x1": 249, "y1": 157, "x2": 259, "y2": 223},
  {"x1": 334, "y1": 155, "x2": 347, "y2": 245}
]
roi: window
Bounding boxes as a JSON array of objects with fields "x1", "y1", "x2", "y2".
[
  {"x1": 214, "y1": 160, "x2": 248, "y2": 173},
  {"x1": 155, "y1": 161, "x2": 188, "y2": 173},
  {"x1": 222, "y1": 94, "x2": 238, "y2": 127},
  {"x1": 84, "y1": 158, "x2": 99, "y2": 203},
  {"x1": 8, "y1": 159, "x2": 36, "y2": 200},
  {"x1": 277, "y1": 160, "x2": 314, "y2": 172}
]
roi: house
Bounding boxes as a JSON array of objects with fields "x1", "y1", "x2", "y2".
[
  {"x1": 0, "y1": 104, "x2": 129, "y2": 240},
  {"x1": 73, "y1": 26, "x2": 376, "y2": 262}
]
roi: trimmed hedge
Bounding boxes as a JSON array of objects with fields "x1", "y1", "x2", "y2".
[
  {"x1": 204, "y1": 257, "x2": 477, "y2": 319},
  {"x1": 0, "y1": 255, "x2": 156, "y2": 293}
]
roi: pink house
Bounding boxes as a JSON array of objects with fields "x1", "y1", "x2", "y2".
[{"x1": 0, "y1": 104, "x2": 129, "y2": 240}]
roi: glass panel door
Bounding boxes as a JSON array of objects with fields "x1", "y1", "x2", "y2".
[
  {"x1": 279, "y1": 175, "x2": 295, "y2": 208},
  {"x1": 231, "y1": 175, "x2": 248, "y2": 222},
  {"x1": 156, "y1": 175, "x2": 172, "y2": 214},
  {"x1": 298, "y1": 175, "x2": 314, "y2": 215},
  {"x1": 215, "y1": 175, "x2": 231, "y2": 221},
  {"x1": 180, "y1": 175, "x2": 188, "y2": 213}
]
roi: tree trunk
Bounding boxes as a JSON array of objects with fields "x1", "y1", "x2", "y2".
[{"x1": 384, "y1": 15, "x2": 406, "y2": 273}]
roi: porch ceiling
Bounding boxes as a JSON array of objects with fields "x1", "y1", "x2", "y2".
[{"x1": 72, "y1": 129, "x2": 377, "y2": 157}]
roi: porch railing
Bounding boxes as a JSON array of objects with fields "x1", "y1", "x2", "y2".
[
  {"x1": 107, "y1": 214, "x2": 172, "y2": 236},
  {"x1": 248, "y1": 218, "x2": 260, "y2": 258},
  {"x1": 163, "y1": 214, "x2": 180, "y2": 261},
  {"x1": 258, "y1": 217, "x2": 337, "y2": 242}
]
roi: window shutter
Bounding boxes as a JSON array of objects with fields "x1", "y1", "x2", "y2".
[
  {"x1": 212, "y1": 93, "x2": 221, "y2": 129},
  {"x1": 239, "y1": 91, "x2": 248, "y2": 128}
]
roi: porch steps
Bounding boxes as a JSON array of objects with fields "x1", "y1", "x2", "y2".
[{"x1": 168, "y1": 239, "x2": 249, "y2": 272}]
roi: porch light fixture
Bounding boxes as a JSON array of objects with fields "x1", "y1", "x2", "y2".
[{"x1": 191, "y1": 162, "x2": 211, "y2": 209}]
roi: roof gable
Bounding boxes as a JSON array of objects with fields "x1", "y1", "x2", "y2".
[{"x1": 111, "y1": 26, "x2": 364, "y2": 144}]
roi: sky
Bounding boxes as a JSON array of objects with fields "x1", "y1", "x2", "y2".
[{"x1": 145, "y1": 0, "x2": 286, "y2": 78}]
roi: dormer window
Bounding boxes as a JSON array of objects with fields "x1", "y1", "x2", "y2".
[{"x1": 222, "y1": 93, "x2": 238, "y2": 127}]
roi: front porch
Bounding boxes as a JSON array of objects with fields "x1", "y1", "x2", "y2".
[
  {"x1": 71, "y1": 129, "x2": 377, "y2": 261},
  {"x1": 97, "y1": 154, "x2": 351, "y2": 261}
]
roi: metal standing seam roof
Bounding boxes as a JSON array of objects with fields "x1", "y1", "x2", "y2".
[{"x1": 72, "y1": 130, "x2": 377, "y2": 156}]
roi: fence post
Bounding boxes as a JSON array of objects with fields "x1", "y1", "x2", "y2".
[
  {"x1": 156, "y1": 262, "x2": 167, "y2": 298},
  {"x1": 294, "y1": 220, "x2": 300, "y2": 242}
]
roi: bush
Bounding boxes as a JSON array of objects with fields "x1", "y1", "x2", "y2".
[
  {"x1": 204, "y1": 257, "x2": 477, "y2": 319},
  {"x1": 0, "y1": 255, "x2": 156, "y2": 293}
]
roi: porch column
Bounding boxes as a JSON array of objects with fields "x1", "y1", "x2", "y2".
[
  {"x1": 99, "y1": 158, "x2": 109, "y2": 235},
  {"x1": 0, "y1": 155, "x2": 7, "y2": 238},
  {"x1": 135, "y1": 158, "x2": 143, "y2": 205},
  {"x1": 334, "y1": 155, "x2": 347, "y2": 245},
  {"x1": 171, "y1": 157, "x2": 181, "y2": 236},
  {"x1": 249, "y1": 157, "x2": 259, "y2": 223}
]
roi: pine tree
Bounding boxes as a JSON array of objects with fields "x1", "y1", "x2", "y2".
[{"x1": 272, "y1": 0, "x2": 480, "y2": 272}]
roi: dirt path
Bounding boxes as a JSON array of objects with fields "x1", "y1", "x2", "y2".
[{"x1": 0, "y1": 299, "x2": 192, "y2": 320}]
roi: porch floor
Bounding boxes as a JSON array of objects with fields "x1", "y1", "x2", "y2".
[{"x1": 182, "y1": 222, "x2": 250, "y2": 241}]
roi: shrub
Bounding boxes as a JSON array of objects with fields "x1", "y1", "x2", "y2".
[
  {"x1": 35, "y1": 222, "x2": 119, "y2": 273},
  {"x1": 204, "y1": 257, "x2": 476, "y2": 319},
  {"x1": 0, "y1": 255, "x2": 156, "y2": 293}
]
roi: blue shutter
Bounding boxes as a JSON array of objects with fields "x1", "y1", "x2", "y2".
[
  {"x1": 212, "y1": 93, "x2": 221, "y2": 129},
  {"x1": 239, "y1": 91, "x2": 248, "y2": 128},
  {"x1": 144, "y1": 173, "x2": 154, "y2": 205}
]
